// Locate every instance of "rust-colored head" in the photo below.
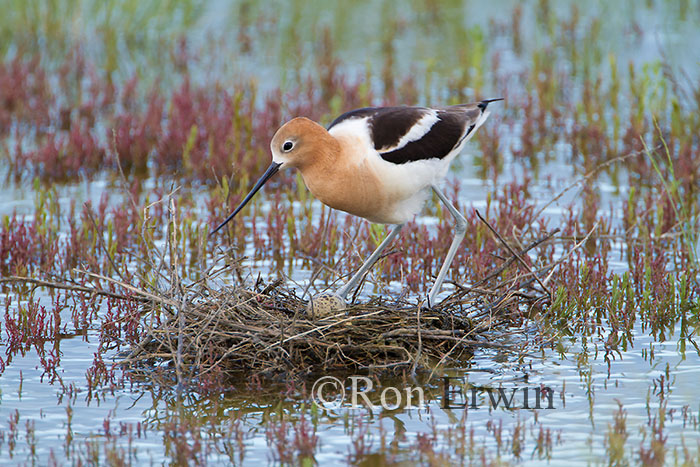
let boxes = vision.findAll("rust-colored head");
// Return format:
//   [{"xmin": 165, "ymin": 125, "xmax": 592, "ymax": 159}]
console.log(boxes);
[
  {"xmin": 270, "ymin": 117, "xmax": 335, "ymax": 170},
  {"xmin": 210, "ymin": 117, "xmax": 336, "ymax": 236}
]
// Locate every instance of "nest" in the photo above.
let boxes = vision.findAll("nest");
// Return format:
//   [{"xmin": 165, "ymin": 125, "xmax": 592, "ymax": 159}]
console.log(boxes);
[
  {"xmin": 119, "ymin": 220, "xmax": 565, "ymax": 384},
  {"xmin": 123, "ymin": 283, "xmax": 488, "ymax": 381}
]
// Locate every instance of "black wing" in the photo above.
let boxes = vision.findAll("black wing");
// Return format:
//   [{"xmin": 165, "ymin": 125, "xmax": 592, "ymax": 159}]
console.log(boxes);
[{"xmin": 328, "ymin": 100, "xmax": 499, "ymax": 165}]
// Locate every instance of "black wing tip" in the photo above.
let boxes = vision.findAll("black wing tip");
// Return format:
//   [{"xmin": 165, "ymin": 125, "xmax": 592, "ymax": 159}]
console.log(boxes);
[{"xmin": 478, "ymin": 98, "xmax": 504, "ymax": 111}]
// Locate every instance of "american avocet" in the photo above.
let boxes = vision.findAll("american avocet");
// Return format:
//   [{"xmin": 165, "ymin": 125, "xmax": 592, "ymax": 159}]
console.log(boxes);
[{"xmin": 212, "ymin": 99, "xmax": 502, "ymax": 309}]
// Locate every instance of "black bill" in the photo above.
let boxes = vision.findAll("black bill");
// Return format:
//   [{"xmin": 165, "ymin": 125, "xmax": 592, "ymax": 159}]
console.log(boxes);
[{"xmin": 209, "ymin": 161, "xmax": 282, "ymax": 236}]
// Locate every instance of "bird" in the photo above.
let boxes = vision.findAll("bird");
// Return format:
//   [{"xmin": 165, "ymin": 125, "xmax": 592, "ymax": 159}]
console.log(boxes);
[{"xmin": 211, "ymin": 98, "xmax": 503, "ymax": 310}]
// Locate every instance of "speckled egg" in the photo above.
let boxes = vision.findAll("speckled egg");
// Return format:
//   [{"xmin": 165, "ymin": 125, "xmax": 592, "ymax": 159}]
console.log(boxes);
[{"xmin": 306, "ymin": 293, "xmax": 346, "ymax": 318}]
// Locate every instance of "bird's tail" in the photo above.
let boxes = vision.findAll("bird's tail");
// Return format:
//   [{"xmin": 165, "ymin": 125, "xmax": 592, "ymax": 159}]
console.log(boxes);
[
  {"xmin": 461, "ymin": 97, "xmax": 503, "ymax": 144},
  {"xmin": 478, "ymin": 97, "xmax": 504, "ymax": 111}
]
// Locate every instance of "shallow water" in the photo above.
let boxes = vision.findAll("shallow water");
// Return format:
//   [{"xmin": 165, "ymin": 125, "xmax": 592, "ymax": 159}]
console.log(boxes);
[{"xmin": 2, "ymin": 292, "xmax": 697, "ymax": 464}]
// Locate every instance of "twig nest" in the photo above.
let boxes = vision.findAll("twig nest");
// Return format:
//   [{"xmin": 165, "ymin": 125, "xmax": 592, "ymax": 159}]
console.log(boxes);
[{"xmin": 306, "ymin": 292, "xmax": 346, "ymax": 317}]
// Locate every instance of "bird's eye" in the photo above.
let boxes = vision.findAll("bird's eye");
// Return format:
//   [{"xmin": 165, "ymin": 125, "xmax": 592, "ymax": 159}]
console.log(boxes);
[{"xmin": 283, "ymin": 141, "xmax": 294, "ymax": 152}]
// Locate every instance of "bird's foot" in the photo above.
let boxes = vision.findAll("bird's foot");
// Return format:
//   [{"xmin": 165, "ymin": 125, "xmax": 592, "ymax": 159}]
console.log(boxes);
[
  {"xmin": 306, "ymin": 292, "xmax": 346, "ymax": 318},
  {"xmin": 420, "ymin": 295, "xmax": 435, "ymax": 311}
]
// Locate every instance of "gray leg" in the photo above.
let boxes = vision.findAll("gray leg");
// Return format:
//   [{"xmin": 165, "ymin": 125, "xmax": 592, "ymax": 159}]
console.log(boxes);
[
  {"xmin": 427, "ymin": 184, "xmax": 467, "ymax": 307},
  {"xmin": 336, "ymin": 223, "xmax": 404, "ymax": 300}
]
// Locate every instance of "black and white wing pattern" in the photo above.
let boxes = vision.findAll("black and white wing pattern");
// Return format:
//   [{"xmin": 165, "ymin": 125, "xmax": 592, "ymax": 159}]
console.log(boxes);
[{"xmin": 327, "ymin": 99, "xmax": 501, "ymax": 165}]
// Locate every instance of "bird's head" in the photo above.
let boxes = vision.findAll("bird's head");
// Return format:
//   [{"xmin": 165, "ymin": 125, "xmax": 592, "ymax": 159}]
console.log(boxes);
[
  {"xmin": 209, "ymin": 117, "xmax": 331, "ymax": 237},
  {"xmin": 270, "ymin": 117, "xmax": 330, "ymax": 170}
]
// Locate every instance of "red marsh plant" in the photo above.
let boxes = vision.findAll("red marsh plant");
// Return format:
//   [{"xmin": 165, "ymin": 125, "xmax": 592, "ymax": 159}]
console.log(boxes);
[
  {"xmin": 548, "ymin": 182, "xmax": 699, "ymax": 343},
  {"xmin": 0, "ymin": 54, "xmax": 51, "ymax": 137},
  {"xmin": 0, "ymin": 40, "xmax": 410, "ymax": 185},
  {"xmin": 27, "ymin": 120, "xmax": 105, "ymax": 181},
  {"xmin": 110, "ymin": 84, "xmax": 164, "ymax": 177},
  {"xmin": 0, "ymin": 295, "xmax": 64, "ymax": 384}
]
